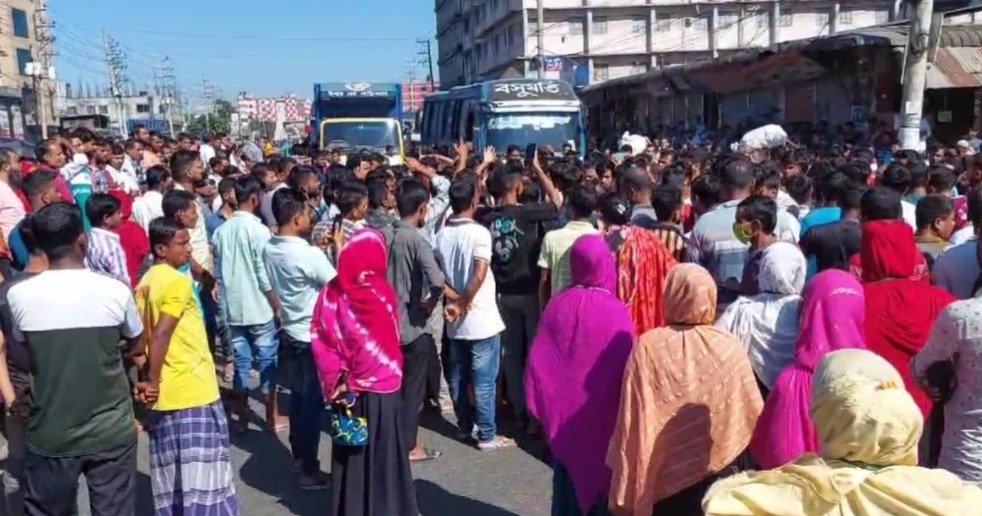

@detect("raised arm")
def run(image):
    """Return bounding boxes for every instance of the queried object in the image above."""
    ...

[532,154,562,209]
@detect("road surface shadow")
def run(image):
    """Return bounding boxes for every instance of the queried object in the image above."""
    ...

[419,407,549,465]
[415,479,521,516]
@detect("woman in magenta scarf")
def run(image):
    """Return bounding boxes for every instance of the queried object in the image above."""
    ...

[748,269,867,469]
[525,234,635,515]
[311,229,417,516]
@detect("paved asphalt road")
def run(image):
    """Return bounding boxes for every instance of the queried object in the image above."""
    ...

[2,394,554,516]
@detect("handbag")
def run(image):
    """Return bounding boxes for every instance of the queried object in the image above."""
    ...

[328,391,368,447]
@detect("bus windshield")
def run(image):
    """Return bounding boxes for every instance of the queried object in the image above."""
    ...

[486,112,579,151]
[321,120,400,151]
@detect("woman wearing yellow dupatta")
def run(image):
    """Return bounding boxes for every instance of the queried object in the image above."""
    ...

[703,349,982,515]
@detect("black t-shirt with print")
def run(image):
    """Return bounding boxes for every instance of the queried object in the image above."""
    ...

[478,202,560,296]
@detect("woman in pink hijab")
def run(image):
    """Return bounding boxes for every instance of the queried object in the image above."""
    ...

[525,234,635,515]
[748,269,868,468]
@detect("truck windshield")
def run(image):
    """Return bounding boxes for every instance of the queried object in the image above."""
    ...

[321,120,400,151]
[486,112,579,152]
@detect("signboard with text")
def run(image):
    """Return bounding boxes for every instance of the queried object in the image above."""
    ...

[488,80,577,102]
[318,82,397,100]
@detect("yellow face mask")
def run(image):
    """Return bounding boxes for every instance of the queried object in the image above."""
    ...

[732,221,752,244]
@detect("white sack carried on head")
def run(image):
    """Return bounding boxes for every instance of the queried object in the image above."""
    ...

[739,124,788,152]
[618,132,649,156]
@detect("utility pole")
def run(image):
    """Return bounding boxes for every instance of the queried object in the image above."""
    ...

[537,0,545,79]
[159,56,177,136]
[406,60,417,113]
[202,77,216,134]
[102,31,128,138]
[32,0,54,139]
[416,39,436,89]
[899,0,934,150]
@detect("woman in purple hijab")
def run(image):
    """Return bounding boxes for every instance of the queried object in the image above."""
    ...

[525,234,635,515]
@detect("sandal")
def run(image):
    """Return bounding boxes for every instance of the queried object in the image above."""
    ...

[409,448,443,464]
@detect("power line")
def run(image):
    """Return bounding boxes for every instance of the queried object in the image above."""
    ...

[56,53,106,77]
[110,28,417,42]
[587,13,745,57]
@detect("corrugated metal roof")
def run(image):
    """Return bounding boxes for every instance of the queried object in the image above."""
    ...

[940,24,982,47]
[581,22,982,94]
[928,45,982,87]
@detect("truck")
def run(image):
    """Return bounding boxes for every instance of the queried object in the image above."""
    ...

[311,82,406,164]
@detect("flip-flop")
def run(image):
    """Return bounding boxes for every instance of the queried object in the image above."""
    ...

[410,448,443,464]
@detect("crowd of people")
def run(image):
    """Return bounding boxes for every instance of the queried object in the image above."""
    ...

[0,120,980,515]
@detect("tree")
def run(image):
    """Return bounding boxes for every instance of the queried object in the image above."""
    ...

[184,99,234,136]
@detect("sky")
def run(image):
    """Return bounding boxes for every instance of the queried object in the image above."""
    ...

[50,0,437,104]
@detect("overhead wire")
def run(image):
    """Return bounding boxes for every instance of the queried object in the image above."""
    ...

[109,28,417,42]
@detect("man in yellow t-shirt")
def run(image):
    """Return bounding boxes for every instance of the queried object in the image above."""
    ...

[135,217,237,514]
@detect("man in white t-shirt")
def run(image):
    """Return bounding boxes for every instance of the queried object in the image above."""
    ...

[433,178,513,452]
[199,135,216,166]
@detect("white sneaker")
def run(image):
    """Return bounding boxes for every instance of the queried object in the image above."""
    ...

[477,436,516,452]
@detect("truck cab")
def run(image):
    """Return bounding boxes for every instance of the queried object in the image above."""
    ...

[311,82,405,165]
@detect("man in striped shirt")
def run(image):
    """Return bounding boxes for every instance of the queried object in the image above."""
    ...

[84,193,130,286]
[649,186,689,263]
[689,160,800,305]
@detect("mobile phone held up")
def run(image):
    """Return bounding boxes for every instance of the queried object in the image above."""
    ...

[525,143,538,162]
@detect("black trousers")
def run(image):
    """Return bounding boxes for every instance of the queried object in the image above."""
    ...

[400,333,436,450]
[24,439,137,516]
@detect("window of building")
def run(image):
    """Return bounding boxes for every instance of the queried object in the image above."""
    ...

[86,105,96,115]
[756,13,769,29]
[136,104,150,114]
[568,18,583,36]
[779,13,793,27]
[15,48,31,76]
[720,13,739,29]
[816,12,830,28]
[632,18,647,34]
[593,18,608,35]
[593,63,609,81]
[99,105,109,115]
[655,16,672,32]
[11,8,29,38]
[66,106,77,116]
[838,10,853,26]
[159,105,167,114]
[875,10,890,24]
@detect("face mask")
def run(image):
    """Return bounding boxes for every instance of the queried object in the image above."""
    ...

[732,221,752,245]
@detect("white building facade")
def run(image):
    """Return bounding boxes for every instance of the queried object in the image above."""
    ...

[436,0,905,89]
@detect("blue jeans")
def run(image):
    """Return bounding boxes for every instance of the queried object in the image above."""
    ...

[231,319,279,394]
[448,334,501,443]
[282,334,324,476]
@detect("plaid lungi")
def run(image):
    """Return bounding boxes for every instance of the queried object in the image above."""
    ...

[148,400,238,515]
